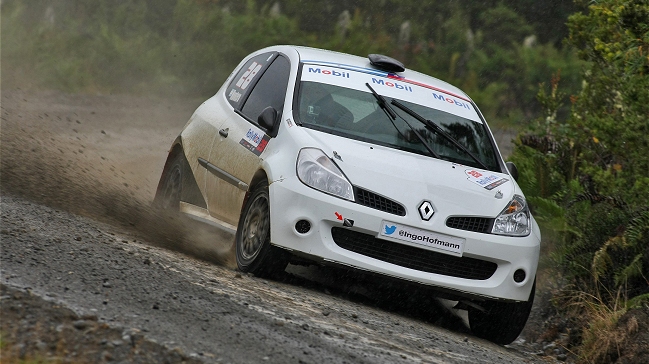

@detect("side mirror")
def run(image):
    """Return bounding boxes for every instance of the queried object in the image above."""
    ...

[506,161,519,182]
[258,106,279,137]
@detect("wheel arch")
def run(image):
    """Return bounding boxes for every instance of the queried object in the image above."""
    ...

[239,168,270,213]
[249,168,270,190]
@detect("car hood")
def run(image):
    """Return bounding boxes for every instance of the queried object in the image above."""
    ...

[302,129,517,218]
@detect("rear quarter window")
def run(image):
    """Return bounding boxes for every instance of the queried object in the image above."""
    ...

[226,52,278,109]
[241,55,291,121]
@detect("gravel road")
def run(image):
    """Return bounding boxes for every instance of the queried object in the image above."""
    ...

[1,89,549,363]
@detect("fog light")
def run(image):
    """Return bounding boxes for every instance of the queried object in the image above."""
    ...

[295,220,311,234]
[513,269,526,283]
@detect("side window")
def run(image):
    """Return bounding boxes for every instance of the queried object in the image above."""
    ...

[241,55,291,122]
[226,52,277,109]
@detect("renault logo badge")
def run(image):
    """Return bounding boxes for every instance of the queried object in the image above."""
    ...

[418,201,434,221]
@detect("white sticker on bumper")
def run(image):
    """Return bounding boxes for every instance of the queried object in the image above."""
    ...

[379,221,465,257]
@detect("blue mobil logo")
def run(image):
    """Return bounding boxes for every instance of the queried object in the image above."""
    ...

[371,78,413,92]
[432,92,472,110]
[307,67,350,78]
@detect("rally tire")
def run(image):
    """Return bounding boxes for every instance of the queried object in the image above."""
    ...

[468,280,536,345]
[235,180,288,277]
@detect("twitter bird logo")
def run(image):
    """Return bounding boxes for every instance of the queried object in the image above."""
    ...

[384,225,397,235]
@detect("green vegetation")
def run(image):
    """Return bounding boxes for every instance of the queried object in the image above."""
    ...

[512,0,649,300]
[510,0,648,361]
[1,0,309,95]
[1,0,582,128]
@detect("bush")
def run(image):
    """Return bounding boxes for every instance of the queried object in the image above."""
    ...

[513,0,648,296]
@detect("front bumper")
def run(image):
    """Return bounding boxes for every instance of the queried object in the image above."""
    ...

[269,176,540,302]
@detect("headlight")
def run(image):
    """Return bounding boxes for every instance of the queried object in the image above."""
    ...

[491,195,531,236]
[297,148,354,201]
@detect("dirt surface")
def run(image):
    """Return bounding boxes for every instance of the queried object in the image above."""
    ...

[1,88,553,363]
[1,282,203,364]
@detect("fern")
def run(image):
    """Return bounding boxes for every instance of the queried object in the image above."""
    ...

[626,293,649,309]
[614,253,644,287]
[527,196,582,236]
[568,192,626,208]
[591,209,649,288]
[625,210,648,246]
[592,236,627,283]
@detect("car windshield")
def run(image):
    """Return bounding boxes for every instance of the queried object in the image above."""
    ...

[296,65,501,171]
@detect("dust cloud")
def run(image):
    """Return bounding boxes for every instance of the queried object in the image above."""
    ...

[1,89,236,268]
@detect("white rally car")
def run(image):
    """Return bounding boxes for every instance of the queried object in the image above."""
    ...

[154,45,540,344]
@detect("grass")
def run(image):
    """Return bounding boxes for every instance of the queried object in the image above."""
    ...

[562,288,642,364]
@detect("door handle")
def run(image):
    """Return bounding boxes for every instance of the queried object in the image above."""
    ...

[219,128,229,138]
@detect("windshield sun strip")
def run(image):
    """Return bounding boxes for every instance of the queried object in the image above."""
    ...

[300,60,472,102]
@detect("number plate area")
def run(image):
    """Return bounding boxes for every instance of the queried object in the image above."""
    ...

[379,221,465,257]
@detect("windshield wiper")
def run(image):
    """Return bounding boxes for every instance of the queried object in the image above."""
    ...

[365,83,440,159]
[365,83,396,120]
[390,99,489,170]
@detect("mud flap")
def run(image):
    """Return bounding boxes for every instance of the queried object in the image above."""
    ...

[178,151,207,209]
[155,140,207,209]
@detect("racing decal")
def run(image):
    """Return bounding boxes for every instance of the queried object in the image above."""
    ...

[465,169,509,190]
[228,89,243,102]
[371,78,413,92]
[379,220,465,257]
[239,127,270,156]
[236,62,262,90]
[431,92,472,110]
[302,60,391,78]
[385,74,471,102]
[307,67,351,78]
[334,212,354,227]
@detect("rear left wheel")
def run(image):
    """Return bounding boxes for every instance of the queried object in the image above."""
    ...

[235,180,288,277]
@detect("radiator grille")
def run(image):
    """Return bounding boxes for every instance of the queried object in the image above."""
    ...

[446,216,494,233]
[354,187,406,216]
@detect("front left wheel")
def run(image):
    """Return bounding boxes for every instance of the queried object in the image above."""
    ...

[468,279,536,345]
[235,180,288,277]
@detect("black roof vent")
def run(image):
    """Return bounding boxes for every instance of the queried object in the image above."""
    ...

[368,54,405,73]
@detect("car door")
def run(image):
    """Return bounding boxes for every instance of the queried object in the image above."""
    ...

[205,53,291,224]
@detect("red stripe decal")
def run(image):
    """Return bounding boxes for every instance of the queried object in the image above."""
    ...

[386,74,470,102]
